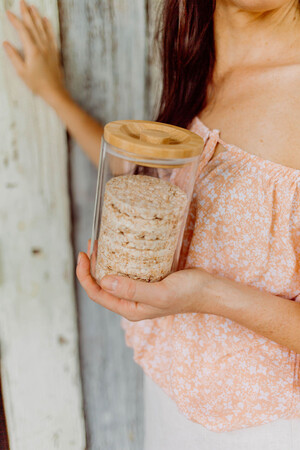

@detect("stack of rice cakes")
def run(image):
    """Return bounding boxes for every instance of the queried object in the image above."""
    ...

[95,175,188,282]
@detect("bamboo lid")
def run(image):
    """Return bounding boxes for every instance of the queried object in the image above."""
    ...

[104,120,204,160]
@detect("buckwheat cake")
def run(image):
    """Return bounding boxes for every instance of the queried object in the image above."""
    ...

[99,224,177,250]
[101,202,179,239]
[95,175,188,282]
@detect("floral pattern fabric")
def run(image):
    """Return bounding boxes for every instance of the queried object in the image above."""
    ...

[121,116,300,432]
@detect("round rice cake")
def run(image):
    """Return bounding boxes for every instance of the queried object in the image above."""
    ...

[97,250,173,274]
[96,257,172,282]
[104,175,188,220]
[99,225,178,250]
[95,174,187,282]
[98,244,174,267]
[95,263,169,282]
[101,202,181,240]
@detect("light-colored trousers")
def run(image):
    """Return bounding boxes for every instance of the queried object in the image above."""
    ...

[143,373,300,450]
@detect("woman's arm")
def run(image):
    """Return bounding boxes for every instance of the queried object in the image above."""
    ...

[76,253,300,354]
[203,272,300,354]
[43,89,103,167]
[3,0,102,167]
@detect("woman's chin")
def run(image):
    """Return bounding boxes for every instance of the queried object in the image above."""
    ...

[226,0,293,13]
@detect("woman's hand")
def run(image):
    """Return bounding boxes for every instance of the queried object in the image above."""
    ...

[3,1,105,167]
[76,250,214,321]
[3,0,65,103]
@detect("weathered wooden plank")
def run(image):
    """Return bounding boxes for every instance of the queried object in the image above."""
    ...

[146,0,163,120]
[59,1,149,448]
[0,1,86,448]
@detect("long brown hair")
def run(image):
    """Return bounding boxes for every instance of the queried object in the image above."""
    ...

[155,0,216,129]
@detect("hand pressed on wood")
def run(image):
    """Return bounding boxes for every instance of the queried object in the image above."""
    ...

[3,0,64,101]
[76,248,214,322]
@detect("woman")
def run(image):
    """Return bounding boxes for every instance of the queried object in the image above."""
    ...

[4,0,300,448]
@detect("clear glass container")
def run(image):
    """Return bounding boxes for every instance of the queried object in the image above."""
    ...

[90,120,204,283]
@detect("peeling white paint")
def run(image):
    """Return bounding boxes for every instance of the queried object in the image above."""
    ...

[0,1,86,448]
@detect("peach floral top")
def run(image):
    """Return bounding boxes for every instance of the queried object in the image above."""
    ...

[121,116,300,432]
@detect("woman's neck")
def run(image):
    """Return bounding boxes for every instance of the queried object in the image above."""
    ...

[213,0,300,81]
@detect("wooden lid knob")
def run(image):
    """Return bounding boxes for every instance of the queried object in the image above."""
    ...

[139,129,171,145]
[103,120,204,163]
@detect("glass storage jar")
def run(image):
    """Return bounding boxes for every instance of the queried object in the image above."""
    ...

[90,120,204,283]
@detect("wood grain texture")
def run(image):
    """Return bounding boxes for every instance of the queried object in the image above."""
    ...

[103,119,203,157]
[58,1,155,448]
[146,0,163,120]
[0,1,86,448]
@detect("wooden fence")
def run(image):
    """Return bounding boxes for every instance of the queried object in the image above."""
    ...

[0,0,162,448]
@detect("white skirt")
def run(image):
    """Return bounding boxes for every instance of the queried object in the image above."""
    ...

[143,373,300,450]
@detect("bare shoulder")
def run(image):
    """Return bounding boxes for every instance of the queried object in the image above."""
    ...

[278,63,300,108]
[271,64,300,169]
[201,64,300,170]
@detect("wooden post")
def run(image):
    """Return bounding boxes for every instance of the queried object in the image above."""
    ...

[0,1,86,448]
[59,1,152,447]
[146,0,163,120]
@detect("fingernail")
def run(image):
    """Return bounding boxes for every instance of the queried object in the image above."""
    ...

[101,276,118,292]
[77,252,82,265]
[3,42,10,52]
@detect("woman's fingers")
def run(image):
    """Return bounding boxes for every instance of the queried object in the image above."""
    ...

[3,41,25,75]
[76,252,102,296]
[100,274,169,306]
[76,252,145,319]
[43,17,58,51]
[87,239,98,255]
[20,0,44,49]
[7,2,48,54]
[29,4,48,46]
[6,9,35,56]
